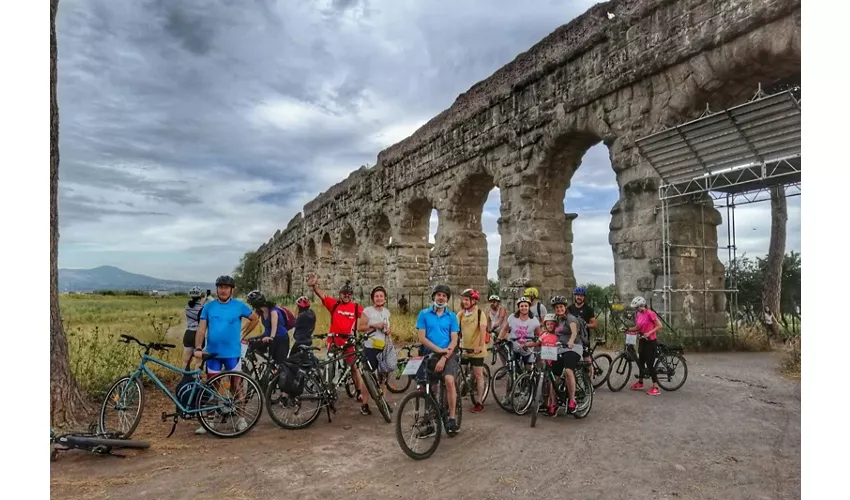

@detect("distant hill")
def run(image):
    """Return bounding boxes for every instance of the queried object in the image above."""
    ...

[59,266,210,293]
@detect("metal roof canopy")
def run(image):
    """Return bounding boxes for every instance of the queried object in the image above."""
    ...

[635,89,801,201]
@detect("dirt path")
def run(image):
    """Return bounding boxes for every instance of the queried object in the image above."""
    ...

[50,351,800,500]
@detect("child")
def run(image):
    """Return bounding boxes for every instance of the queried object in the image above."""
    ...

[528,314,561,416]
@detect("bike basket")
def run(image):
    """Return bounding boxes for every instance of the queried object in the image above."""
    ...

[625,333,638,345]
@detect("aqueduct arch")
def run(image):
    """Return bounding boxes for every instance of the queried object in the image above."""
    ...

[255,0,800,334]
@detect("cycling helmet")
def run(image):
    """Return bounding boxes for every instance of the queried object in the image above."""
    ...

[524,287,539,299]
[339,281,354,294]
[246,290,265,307]
[188,286,202,298]
[543,313,558,323]
[630,296,647,308]
[573,286,587,296]
[460,288,480,301]
[370,285,387,299]
[550,295,568,306]
[516,296,532,307]
[215,275,236,287]
[431,284,452,299]
[488,295,501,302]
[296,296,311,308]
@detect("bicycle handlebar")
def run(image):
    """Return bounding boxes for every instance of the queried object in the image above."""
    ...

[118,334,175,351]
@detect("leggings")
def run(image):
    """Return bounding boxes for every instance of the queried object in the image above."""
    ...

[271,335,291,365]
[638,338,659,384]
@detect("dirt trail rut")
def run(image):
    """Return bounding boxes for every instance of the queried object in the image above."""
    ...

[50,352,800,500]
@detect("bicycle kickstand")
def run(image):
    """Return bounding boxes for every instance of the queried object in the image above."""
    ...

[161,412,179,438]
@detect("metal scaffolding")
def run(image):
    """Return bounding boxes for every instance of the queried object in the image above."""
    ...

[635,86,801,335]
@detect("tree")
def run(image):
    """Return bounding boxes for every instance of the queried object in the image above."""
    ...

[725,251,801,328]
[233,251,260,292]
[51,0,91,426]
[487,279,500,298]
[762,185,788,337]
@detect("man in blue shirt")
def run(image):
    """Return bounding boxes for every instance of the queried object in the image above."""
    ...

[193,275,258,434]
[415,284,461,435]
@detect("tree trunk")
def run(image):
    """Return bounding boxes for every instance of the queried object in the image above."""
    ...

[762,184,787,338]
[51,0,91,427]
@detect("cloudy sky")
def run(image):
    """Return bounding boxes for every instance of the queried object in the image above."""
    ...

[56,0,801,286]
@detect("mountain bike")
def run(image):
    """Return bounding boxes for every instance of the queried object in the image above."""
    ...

[490,339,527,413]
[320,334,360,399]
[458,348,491,407]
[584,338,613,389]
[241,337,275,393]
[98,334,263,439]
[386,343,423,394]
[606,332,689,392]
[50,427,149,461]
[394,352,464,460]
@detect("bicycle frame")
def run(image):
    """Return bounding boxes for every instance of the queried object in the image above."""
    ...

[122,354,228,416]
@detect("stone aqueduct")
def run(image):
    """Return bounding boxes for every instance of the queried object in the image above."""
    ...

[255,0,801,333]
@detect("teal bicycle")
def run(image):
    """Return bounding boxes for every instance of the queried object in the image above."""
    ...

[98,334,264,439]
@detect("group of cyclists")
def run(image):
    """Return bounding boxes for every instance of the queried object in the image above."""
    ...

[184,273,664,436]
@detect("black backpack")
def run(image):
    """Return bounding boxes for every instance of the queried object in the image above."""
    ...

[276,359,308,397]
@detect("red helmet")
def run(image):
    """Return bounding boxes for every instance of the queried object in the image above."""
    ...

[460,288,480,301]
[296,296,311,308]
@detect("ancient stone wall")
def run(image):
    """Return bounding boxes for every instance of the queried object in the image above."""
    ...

[256,0,800,334]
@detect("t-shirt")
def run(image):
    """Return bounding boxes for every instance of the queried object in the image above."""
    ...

[458,307,488,358]
[292,309,316,346]
[363,306,391,349]
[506,315,540,345]
[322,296,364,346]
[635,309,660,340]
[260,307,288,340]
[200,298,253,359]
[554,314,583,348]
[568,303,595,326]
[415,306,460,350]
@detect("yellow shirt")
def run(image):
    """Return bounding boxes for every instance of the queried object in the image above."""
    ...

[458,307,488,358]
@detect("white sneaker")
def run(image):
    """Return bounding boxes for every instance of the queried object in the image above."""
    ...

[236,417,248,432]
[194,426,207,435]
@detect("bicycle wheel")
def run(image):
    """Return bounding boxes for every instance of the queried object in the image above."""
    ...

[530,373,546,428]
[654,354,688,392]
[573,370,593,419]
[491,366,514,413]
[264,374,323,430]
[345,376,358,399]
[387,363,412,393]
[511,371,536,415]
[606,353,632,392]
[395,391,442,460]
[362,368,392,423]
[98,375,145,438]
[591,353,612,389]
[197,371,263,438]
[59,435,150,451]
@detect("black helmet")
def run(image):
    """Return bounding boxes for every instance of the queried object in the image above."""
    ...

[339,280,354,294]
[431,284,451,299]
[215,275,236,287]
[246,290,265,307]
[550,295,568,306]
[370,285,387,299]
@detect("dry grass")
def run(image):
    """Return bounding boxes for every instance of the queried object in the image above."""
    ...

[779,337,801,378]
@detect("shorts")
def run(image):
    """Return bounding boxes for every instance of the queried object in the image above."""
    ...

[363,347,382,371]
[206,357,241,374]
[183,329,197,349]
[416,350,460,382]
[461,356,485,367]
[551,351,581,375]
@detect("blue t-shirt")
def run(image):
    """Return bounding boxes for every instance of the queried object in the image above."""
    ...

[415,306,460,350]
[200,298,253,359]
[261,307,288,340]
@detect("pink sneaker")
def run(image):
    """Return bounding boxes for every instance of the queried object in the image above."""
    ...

[630,381,644,391]
[647,387,661,396]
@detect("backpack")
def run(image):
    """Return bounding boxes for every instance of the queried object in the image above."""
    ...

[174,360,212,414]
[574,315,590,346]
[276,359,308,397]
[280,306,297,330]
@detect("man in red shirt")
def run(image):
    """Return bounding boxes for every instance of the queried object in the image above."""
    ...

[307,272,372,415]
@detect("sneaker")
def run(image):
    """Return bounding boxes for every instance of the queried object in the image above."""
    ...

[416,425,436,439]
[360,404,372,415]
[236,417,248,431]
[647,387,661,396]
[446,418,459,434]
[567,399,577,413]
[630,381,645,391]
[547,404,557,416]
[471,403,484,413]
[194,426,207,435]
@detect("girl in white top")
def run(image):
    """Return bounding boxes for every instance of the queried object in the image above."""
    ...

[357,285,393,408]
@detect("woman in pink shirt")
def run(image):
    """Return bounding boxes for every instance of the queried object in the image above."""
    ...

[626,296,663,396]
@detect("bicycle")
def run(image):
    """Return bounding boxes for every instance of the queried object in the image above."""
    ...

[394,352,464,460]
[606,332,689,392]
[490,339,533,414]
[386,343,423,394]
[321,334,360,399]
[457,348,492,408]
[515,341,594,428]
[50,427,149,461]
[584,337,613,389]
[264,333,393,429]
[241,337,275,393]
[98,334,264,439]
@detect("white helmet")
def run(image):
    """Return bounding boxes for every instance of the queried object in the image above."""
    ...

[543,313,557,323]
[488,295,501,302]
[189,286,202,298]
[630,296,647,308]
